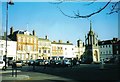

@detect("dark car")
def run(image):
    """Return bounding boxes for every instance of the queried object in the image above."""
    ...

[35,59,44,66]
[28,60,35,66]
[50,60,62,67]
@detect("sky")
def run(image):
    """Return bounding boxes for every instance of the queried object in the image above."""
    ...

[1,2,118,45]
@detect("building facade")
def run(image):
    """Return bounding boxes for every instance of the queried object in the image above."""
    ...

[113,40,120,57]
[38,36,51,60]
[74,39,85,60]
[8,27,38,60]
[99,38,120,60]
[51,40,76,60]
[0,39,17,60]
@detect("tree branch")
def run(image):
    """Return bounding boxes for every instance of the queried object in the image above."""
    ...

[58,0,112,18]
[84,0,97,6]
[107,1,120,14]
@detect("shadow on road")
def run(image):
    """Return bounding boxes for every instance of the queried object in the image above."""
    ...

[20,64,120,81]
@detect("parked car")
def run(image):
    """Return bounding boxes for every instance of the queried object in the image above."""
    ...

[50,59,56,66]
[16,61,22,68]
[28,60,35,66]
[55,60,62,65]
[0,61,8,70]
[35,59,45,66]
[63,59,71,67]
[44,60,50,66]
[22,60,28,66]
[50,60,63,67]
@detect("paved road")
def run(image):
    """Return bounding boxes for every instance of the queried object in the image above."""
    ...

[1,64,120,82]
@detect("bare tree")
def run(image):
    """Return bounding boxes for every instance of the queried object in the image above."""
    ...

[51,0,120,18]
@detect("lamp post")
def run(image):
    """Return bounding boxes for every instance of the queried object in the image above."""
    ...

[5,0,14,70]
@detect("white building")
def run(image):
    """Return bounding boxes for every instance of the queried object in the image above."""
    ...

[74,39,85,60]
[51,40,76,60]
[0,39,17,60]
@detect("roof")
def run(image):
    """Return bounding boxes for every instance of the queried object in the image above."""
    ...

[14,30,32,35]
[113,40,120,45]
[98,38,118,45]
[51,41,73,45]
[38,38,50,42]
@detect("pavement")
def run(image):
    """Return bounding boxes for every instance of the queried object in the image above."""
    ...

[1,69,76,82]
[1,69,30,80]
[2,75,30,80]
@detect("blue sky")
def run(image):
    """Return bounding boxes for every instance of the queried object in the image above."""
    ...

[2,2,118,45]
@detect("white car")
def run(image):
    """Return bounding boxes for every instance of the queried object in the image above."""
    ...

[16,61,22,68]
[0,61,6,70]
[63,59,71,66]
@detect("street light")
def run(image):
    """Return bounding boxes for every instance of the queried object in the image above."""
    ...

[5,0,14,70]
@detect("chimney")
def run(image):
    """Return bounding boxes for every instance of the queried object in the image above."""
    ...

[45,35,48,39]
[77,40,80,47]
[53,41,56,43]
[67,41,70,43]
[32,30,36,36]
[10,26,14,35]
[58,40,62,43]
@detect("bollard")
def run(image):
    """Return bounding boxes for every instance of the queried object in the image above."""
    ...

[100,59,105,69]
[15,67,17,77]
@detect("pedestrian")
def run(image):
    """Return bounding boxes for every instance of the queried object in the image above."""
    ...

[12,61,17,77]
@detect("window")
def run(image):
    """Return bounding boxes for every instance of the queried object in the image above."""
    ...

[48,50,50,53]
[103,45,104,48]
[52,46,56,50]
[96,44,97,46]
[109,45,111,47]
[34,39,36,43]
[58,47,60,50]
[18,44,21,50]
[18,37,21,42]
[23,45,25,50]
[34,45,37,51]
[109,51,111,54]
[117,51,119,54]
[65,48,67,50]
[43,50,46,53]
[0,50,3,54]
[106,51,108,54]
[39,50,41,53]
[116,46,118,49]
[72,48,74,50]
[106,45,107,48]
[22,37,25,42]
[27,38,29,43]
[0,44,3,48]
[101,52,102,54]
[31,38,33,43]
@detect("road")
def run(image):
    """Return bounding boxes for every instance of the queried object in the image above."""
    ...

[1,64,120,82]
